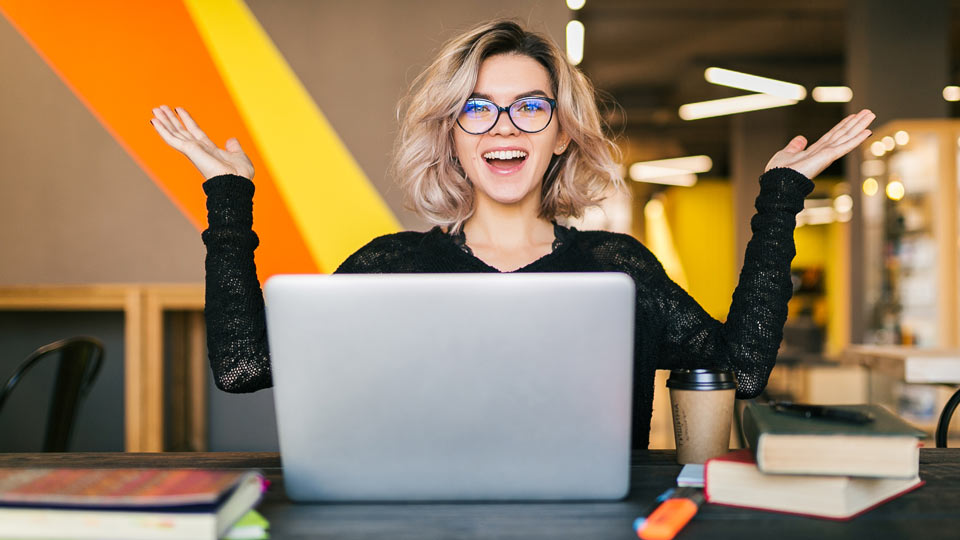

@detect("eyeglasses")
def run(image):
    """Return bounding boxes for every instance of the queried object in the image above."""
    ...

[456,96,557,135]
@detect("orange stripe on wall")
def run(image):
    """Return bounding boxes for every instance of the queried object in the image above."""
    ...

[0,0,316,281]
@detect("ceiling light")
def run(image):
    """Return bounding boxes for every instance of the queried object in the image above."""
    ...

[894,130,910,146]
[679,94,797,120]
[633,173,698,187]
[833,194,854,214]
[812,86,853,103]
[566,0,586,9]
[886,181,905,201]
[629,155,712,178]
[882,136,896,151]
[704,67,806,100]
[797,206,837,227]
[870,141,886,157]
[862,178,879,196]
[944,86,960,102]
[566,21,584,65]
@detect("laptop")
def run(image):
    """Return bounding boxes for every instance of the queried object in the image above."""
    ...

[264,273,635,501]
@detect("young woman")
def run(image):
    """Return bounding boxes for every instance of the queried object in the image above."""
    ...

[150,20,874,448]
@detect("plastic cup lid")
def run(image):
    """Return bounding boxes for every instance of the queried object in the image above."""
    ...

[666,369,737,390]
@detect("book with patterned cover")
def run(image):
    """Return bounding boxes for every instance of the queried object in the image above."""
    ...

[0,468,265,539]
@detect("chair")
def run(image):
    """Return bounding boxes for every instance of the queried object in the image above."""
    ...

[0,337,104,452]
[936,385,960,448]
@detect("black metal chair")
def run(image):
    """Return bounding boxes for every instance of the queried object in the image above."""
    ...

[0,337,104,452]
[936,386,960,448]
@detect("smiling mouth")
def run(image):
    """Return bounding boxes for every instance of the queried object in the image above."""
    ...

[483,149,528,171]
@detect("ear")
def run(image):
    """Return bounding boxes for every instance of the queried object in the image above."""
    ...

[554,131,571,155]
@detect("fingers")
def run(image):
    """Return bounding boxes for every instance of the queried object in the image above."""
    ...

[806,109,874,153]
[784,135,807,152]
[175,107,213,144]
[149,117,183,150]
[833,129,873,157]
[833,111,875,146]
[151,106,183,139]
[225,137,243,153]
[804,113,856,152]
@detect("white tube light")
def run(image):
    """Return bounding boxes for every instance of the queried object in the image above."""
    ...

[812,86,853,103]
[566,21,584,65]
[704,67,807,100]
[633,173,698,187]
[679,94,797,121]
[944,86,960,102]
[797,206,837,227]
[567,0,586,9]
[629,156,713,180]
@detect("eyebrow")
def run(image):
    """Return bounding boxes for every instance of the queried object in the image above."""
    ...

[469,90,552,102]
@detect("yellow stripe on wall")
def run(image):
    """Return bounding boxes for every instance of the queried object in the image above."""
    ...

[183,0,400,272]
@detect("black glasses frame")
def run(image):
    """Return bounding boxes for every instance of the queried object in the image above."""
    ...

[456,97,558,135]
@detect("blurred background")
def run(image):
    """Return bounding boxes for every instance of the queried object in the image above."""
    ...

[1,0,959,452]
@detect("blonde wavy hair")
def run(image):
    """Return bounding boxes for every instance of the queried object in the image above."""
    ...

[393,19,623,231]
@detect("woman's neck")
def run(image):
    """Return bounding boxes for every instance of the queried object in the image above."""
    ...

[456,195,556,272]
[463,196,554,251]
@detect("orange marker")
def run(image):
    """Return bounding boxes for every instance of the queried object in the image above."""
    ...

[636,489,704,540]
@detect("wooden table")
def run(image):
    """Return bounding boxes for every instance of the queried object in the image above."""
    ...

[2,450,957,539]
[0,284,206,452]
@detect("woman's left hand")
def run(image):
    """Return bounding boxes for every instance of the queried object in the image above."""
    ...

[765,109,875,179]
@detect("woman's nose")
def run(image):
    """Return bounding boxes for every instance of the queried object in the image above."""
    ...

[489,110,520,136]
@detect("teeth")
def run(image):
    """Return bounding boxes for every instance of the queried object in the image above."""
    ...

[482,150,528,160]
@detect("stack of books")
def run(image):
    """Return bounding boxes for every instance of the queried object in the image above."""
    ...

[0,468,267,539]
[704,402,926,520]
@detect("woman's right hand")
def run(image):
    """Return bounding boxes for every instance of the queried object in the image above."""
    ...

[150,105,254,180]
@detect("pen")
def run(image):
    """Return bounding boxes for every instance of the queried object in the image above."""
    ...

[632,487,676,533]
[769,402,874,424]
[636,487,704,540]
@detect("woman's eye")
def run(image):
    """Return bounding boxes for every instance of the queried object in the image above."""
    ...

[518,101,544,113]
[464,101,492,115]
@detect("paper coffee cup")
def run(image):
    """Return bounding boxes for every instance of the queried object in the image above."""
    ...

[667,369,736,464]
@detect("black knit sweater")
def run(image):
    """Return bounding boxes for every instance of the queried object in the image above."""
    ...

[201,168,814,448]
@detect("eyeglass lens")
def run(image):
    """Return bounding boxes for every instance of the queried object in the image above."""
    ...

[458,98,554,134]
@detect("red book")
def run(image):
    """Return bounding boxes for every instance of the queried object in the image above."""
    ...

[704,449,923,520]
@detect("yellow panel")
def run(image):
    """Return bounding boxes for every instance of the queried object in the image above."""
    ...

[664,181,734,321]
[183,0,400,272]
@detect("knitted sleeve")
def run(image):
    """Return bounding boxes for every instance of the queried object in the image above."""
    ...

[201,174,420,392]
[627,168,812,399]
[201,175,272,393]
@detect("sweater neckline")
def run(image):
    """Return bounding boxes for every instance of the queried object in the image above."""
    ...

[433,222,575,273]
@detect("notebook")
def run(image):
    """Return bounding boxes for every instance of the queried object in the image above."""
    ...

[741,402,925,477]
[264,273,636,501]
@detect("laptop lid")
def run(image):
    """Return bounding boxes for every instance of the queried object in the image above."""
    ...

[264,273,635,501]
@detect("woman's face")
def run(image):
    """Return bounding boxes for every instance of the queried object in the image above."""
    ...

[453,53,568,212]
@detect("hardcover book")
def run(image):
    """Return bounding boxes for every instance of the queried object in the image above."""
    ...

[741,402,925,477]
[704,449,923,520]
[0,468,265,540]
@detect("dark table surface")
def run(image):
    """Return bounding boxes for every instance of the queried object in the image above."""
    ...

[1,449,957,539]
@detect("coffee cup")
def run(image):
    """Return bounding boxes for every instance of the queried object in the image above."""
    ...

[667,369,737,464]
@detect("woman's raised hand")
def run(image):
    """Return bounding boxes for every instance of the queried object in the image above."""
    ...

[150,105,254,180]
[765,109,875,180]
